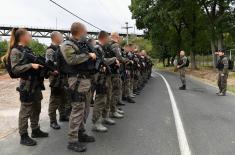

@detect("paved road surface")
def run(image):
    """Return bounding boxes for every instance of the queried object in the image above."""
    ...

[0,71,235,155]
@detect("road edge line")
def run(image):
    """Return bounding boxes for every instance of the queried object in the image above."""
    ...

[153,72,192,155]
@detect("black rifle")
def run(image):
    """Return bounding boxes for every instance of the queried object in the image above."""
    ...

[23,51,57,78]
[94,45,111,74]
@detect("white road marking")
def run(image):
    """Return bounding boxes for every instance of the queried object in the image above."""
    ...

[153,72,192,155]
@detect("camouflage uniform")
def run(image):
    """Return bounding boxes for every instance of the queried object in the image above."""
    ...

[92,44,116,123]
[10,45,43,136]
[46,44,70,123]
[110,41,127,113]
[60,38,92,143]
[217,56,229,94]
[178,56,187,86]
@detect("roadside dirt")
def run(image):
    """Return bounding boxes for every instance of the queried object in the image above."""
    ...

[0,74,50,139]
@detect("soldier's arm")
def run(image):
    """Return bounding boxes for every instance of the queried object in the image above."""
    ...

[45,48,55,62]
[222,57,229,74]
[104,57,116,65]
[112,44,126,63]
[61,44,90,65]
[10,48,32,74]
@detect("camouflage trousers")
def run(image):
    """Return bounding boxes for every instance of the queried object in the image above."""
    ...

[92,73,108,123]
[102,75,112,118]
[179,68,186,85]
[122,78,131,98]
[133,71,140,91]
[218,71,228,94]
[68,76,91,143]
[19,88,42,135]
[130,78,134,95]
[110,74,121,113]
[48,87,69,123]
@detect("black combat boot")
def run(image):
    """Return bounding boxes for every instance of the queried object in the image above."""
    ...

[31,128,49,138]
[20,133,37,146]
[67,142,86,152]
[50,122,61,130]
[117,101,125,106]
[122,96,127,101]
[78,132,95,143]
[59,115,69,122]
[126,97,136,103]
[218,92,226,96]
[179,85,186,90]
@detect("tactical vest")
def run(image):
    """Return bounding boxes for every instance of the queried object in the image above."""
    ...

[103,43,119,74]
[59,39,96,75]
[6,45,39,78]
[216,56,225,70]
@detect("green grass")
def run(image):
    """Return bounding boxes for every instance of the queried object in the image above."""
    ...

[228,85,235,93]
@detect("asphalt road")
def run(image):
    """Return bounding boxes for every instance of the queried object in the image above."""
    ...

[0,71,235,155]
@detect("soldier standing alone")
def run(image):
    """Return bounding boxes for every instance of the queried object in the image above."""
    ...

[216,49,229,96]
[177,50,188,90]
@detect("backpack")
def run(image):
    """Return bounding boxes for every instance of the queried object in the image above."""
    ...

[185,58,190,67]
[228,59,234,70]
[3,56,21,78]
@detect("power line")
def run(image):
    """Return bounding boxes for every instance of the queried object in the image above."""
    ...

[96,0,122,26]
[49,0,102,31]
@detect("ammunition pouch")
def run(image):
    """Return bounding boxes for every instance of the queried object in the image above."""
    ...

[17,87,34,103]
[70,90,86,102]
[96,83,107,94]
[51,87,62,96]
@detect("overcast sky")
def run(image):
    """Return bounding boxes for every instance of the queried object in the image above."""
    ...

[0,0,141,34]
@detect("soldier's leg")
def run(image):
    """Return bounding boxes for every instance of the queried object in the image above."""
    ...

[130,78,134,96]
[110,75,124,118]
[103,76,111,117]
[19,103,32,136]
[125,77,135,103]
[73,78,95,143]
[48,88,61,124]
[180,69,186,86]
[122,79,127,99]
[217,73,222,92]
[58,95,66,118]
[79,89,92,132]
[119,77,123,101]
[58,89,70,122]
[19,101,37,146]
[92,94,107,123]
[30,89,48,138]
[221,74,228,94]
[110,75,120,113]
[92,75,108,132]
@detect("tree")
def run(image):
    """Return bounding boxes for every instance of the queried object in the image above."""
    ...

[0,40,8,57]
[130,0,235,69]
[29,39,47,56]
[197,0,235,67]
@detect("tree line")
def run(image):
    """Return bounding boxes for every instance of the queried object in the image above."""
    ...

[129,0,235,69]
[0,39,47,68]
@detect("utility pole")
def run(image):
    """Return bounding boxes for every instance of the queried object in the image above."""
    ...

[122,22,133,44]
